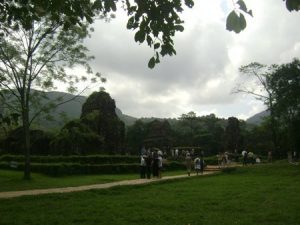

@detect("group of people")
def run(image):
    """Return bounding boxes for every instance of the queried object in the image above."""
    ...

[217,152,230,168]
[140,149,206,179]
[216,150,262,167]
[185,152,205,176]
[171,148,196,159]
[140,150,163,179]
[241,150,262,165]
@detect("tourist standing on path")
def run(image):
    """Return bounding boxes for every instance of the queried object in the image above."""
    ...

[293,151,298,162]
[234,149,239,162]
[200,156,205,174]
[185,152,192,176]
[140,155,146,178]
[175,148,179,159]
[242,150,248,166]
[145,151,152,179]
[194,156,201,175]
[268,150,272,163]
[217,153,222,168]
[248,151,254,164]
[152,151,159,178]
[158,151,163,178]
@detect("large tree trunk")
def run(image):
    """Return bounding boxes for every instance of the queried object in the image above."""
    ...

[23,107,31,180]
[269,106,280,158]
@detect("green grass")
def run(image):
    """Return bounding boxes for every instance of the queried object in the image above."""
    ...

[0,163,300,225]
[0,169,186,192]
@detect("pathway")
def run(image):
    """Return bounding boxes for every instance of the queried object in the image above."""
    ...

[0,170,220,199]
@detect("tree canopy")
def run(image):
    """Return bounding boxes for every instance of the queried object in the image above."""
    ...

[238,58,300,156]
[1,0,299,68]
[268,59,300,152]
[0,13,104,179]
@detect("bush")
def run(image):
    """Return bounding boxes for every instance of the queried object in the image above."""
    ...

[1,128,53,155]
[0,162,140,176]
[0,159,187,176]
[0,154,140,164]
[163,161,186,170]
[204,156,218,165]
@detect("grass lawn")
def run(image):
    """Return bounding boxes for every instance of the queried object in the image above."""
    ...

[0,163,299,225]
[0,169,186,192]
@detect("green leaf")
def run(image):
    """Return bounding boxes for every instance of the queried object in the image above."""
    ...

[239,13,247,30]
[134,30,146,43]
[127,17,135,29]
[285,0,300,11]
[146,35,152,46]
[111,1,117,11]
[184,0,194,8]
[148,57,156,69]
[175,25,184,32]
[248,10,253,17]
[237,0,253,17]
[237,0,247,12]
[226,11,247,33]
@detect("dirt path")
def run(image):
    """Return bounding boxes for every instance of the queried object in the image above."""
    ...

[0,171,218,199]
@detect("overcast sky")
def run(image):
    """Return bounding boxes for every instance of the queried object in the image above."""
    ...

[76,0,300,120]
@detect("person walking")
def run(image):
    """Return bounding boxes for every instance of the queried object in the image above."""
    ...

[268,150,272,163]
[242,150,248,166]
[158,151,163,178]
[194,156,201,175]
[145,151,152,179]
[185,152,192,176]
[140,155,146,178]
[152,151,159,178]
[200,156,205,174]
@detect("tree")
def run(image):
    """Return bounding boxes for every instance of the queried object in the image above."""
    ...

[50,119,103,155]
[0,16,104,179]
[175,111,199,146]
[143,119,172,150]
[244,122,273,156]
[126,120,148,154]
[2,127,53,155]
[173,113,225,154]
[268,59,300,153]
[224,117,243,152]
[0,111,19,138]
[235,62,280,156]
[198,114,225,155]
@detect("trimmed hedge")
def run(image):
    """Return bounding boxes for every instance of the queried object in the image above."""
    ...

[204,156,218,165]
[0,154,140,164]
[0,161,185,176]
[0,162,140,176]
[169,156,219,165]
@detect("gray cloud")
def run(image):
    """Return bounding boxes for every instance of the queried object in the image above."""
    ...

[79,0,300,119]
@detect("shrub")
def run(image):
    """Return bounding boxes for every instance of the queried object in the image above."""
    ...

[0,154,140,164]
[0,159,187,176]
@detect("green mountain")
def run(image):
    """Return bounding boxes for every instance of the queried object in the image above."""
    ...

[2,90,266,129]
[40,91,140,129]
[246,110,269,125]
[1,90,138,129]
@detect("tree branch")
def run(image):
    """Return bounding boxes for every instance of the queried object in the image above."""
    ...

[233,88,268,100]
